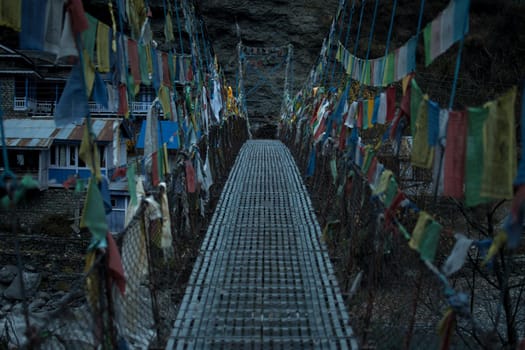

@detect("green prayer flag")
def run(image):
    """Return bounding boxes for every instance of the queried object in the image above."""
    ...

[384,177,398,207]
[383,52,395,86]
[82,15,98,61]
[423,25,432,66]
[481,87,517,200]
[138,43,151,85]
[419,219,441,262]
[409,211,441,262]
[330,157,337,185]
[465,106,490,207]
[127,163,137,206]
[361,60,371,85]
[410,79,423,137]
[80,178,108,250]
[411,97,434,169]
[75,178,86,193]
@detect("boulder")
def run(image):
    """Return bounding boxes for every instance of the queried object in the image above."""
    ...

[3,271,42,300]
[29,298,47,311]
[0,265,18,284]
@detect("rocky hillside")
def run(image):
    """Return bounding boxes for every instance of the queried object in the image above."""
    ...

[200,0,525,117]
[199,0,339,122]
[6,0,523,123]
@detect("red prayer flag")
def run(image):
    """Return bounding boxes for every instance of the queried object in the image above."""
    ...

[443,110,467,198]
[384,191,405,231]
[117,84,128,116]
[357,101,363,129]
[151,151,160,186]
[162,53,171,87]
[186,64,193,82]
[310,100,322,126]
[63,175,77,190]
[367,157,378,184]
[127,39,141,85]
[338,125,348,151]
[185,160,196,193]
[106,232,126,295]
[386,86,396,122]
[400,83,411,118]
[67,0,88,34]
[111,167,127,180]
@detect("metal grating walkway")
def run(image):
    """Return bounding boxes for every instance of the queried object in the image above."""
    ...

[166,140,357,350]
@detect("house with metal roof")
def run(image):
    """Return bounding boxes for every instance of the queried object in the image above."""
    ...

[0,45,140,233]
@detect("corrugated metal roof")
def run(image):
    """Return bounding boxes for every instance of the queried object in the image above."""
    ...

[136,121,180,150]
[0,118,120,149]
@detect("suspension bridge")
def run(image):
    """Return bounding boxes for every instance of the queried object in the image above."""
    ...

[166,140,357,349]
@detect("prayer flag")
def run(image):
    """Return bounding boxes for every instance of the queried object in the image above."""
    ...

[128,39,141,85]
[410,79,423,136]
[19,0,46,50]
[82,14,98,61]
[0,0,21,31]
[383,52,395,86]
[394,36,417,81]
[465,106,490,207]
[409,211,442,262]
[411,96,435,169]
[443,110,467,198]
[79,123,102,180]
[80,178,108,250]
[54,63,89,127]
[423,0,470,66]
[481,87,517,200]
[96,21,110,72]
[43,0,64,55]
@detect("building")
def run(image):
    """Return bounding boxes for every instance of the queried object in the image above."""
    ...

[0,44,145,233]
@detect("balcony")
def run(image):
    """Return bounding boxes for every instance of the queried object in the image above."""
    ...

[13,97,152,116]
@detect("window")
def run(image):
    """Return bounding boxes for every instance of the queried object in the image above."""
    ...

[69,145,76,167]
[50,144,106,169]
[78,152,86,167]
[59,146,66,167]
[99,146,106,168]
[50,145,56,165]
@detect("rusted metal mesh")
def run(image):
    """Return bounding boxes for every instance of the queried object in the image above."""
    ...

[281,121,525,350]
[0,118,248,349]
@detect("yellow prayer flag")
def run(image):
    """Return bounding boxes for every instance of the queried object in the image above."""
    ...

[481,87,517,200]
[411,96,434,169]
[96,21,111,73]
[79,123,102,180]
[0,0,22,31]
[82,50,96,98]
[367,99,374,129]
[158,85,171,119]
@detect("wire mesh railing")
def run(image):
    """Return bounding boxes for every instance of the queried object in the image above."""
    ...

[281,122,525,349]
[0,117,248,349]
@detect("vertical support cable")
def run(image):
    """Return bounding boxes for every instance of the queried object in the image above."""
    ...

[431,0,470,201]
[383,0,398,58]
[339,0,356,77]
[328,0,348,86]
[200,19,210,74]
[415,0,426,43]
[174,0,185,54]
[357,0,380,98]
[349,0,366,80]
[448,0,470,110]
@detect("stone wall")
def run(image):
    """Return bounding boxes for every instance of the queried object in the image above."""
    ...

[0,189,85,234]
[0,78,26,119]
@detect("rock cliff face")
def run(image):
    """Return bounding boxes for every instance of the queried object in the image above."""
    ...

[80,0,525,124]
[199,0,339,122]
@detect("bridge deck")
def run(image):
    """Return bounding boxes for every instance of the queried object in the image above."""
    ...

[166,140,357,350]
